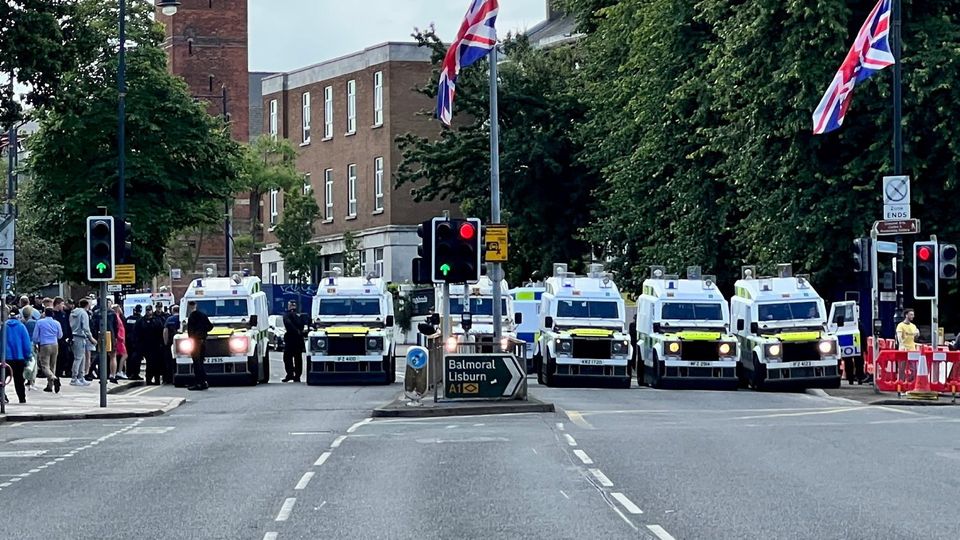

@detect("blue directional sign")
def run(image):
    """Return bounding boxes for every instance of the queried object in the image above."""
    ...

[406,346,429,370]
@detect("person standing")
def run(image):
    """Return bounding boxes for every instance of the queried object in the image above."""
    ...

[69,299,95,387]
[186,301,214,391]
[53,298,73,378]
[138,306,166,385]
[32,308,63,393]
[21,306,38,390]
[4,307,34,404]
[113,305,128,380]
[896,308,921,351]
[162,305,181,384]
[282,301,305,383]
[124,304,144,381]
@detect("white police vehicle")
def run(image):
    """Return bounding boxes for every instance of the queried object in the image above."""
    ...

[510,285,545,373]
[306,272,397,385]
[731,264,841,389]
[441,276,518,354]
[172,275,270,386]
[535,264,632,388]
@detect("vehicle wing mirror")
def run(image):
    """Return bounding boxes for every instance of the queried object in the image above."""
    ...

[514,312,523,325]
[417,322,436,336]
[652,322,662,334]
[736,319,744,332]
[544,316,554,329]
[248,315,258,328]
[750,322,759,334]
[385,315,395,327]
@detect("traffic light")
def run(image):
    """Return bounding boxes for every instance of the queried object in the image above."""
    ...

[86,216,116,282]
[939,244,957,280]
[431,217,481,283]
[852,237,870,273]
[913,240,938,300]
[119,219,133,264]
[412,220,433,285]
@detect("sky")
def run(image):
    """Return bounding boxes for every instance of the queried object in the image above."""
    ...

[248,0,548,72]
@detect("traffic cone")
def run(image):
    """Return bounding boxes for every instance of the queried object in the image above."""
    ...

[907,353,938,401]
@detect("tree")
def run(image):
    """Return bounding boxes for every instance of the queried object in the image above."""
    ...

[275,190,322,285]
[342,231,361,277]
[395,30,598,284]
[244,135,302,243]
[22,1,246,283]
[13,229,63,294]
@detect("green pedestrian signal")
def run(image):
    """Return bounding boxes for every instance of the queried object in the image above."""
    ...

[440,263,452,276]
[96,262,108,274]
[430,217,482,284]
[86,216,116,282]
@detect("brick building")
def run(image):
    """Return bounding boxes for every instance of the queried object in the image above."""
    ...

[259,42,453,284]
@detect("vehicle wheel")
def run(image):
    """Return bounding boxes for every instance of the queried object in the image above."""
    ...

[736,362,750,389]
[649,352,663,388]
[617,373,632,389]
[259,351,270,384]
[247,356,260,386]
[544,355,557,387]
[750,355,766,391]
[635,356,645,386]
[534,354,544,385]
[387,354,397,384]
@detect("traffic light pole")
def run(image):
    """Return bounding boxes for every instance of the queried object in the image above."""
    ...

[870,225,880,394]
[99,282,109,407]
[891,0,905,318]
[489,45,503,340]
[930,234,939,349]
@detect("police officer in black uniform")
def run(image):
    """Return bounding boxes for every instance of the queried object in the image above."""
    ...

[282,301,305,382]
[186,301,214,391]
[124,305,144,381]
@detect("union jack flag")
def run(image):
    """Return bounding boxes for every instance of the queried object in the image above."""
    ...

[437,0,499,126]
[812,0,895,135]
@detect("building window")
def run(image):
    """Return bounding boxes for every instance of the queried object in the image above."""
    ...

[347,164,357,217]
[373,71,383,126]
[301,92,311,144]
[360,249,368,274]
[374,248,384,278]
[324,168,333,220]
[373,156,384,211]
[269,262,278,285]
[269,99,278,140]
[303,173,311,195]
[346,79,356,134]
[323,86,333,139]
[269,189,278,225]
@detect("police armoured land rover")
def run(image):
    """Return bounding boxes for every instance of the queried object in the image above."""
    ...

[306,272,397,385]
[535,264,632,388]
[172,275,270,386]
[441,276,517,354]
[731,264,841,389]
[635,266,739,389]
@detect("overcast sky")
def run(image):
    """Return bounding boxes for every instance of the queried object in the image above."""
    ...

[248,0,548,72]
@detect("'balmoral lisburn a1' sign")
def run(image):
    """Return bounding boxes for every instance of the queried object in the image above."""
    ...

[444,354,523,400]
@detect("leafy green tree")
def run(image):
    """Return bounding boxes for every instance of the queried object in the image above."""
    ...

[275,190,322,285]
[342,231,361,277]
[13,229,63,294]
[22,0,246,283]
[243,135,302,243]
[396,30,597,283]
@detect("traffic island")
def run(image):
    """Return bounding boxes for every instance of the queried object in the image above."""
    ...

[0,379,185,422]
[808,386,959,406]
[373,393,555,418]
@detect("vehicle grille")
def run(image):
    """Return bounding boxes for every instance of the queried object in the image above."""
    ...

[782,342,820,362]
[572,339,611,360]
[328,336,365,356]
[204,338,232,357]
[680,341,719,361]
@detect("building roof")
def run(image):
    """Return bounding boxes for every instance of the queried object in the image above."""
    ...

[262,42,432,95]
[526,13,581,49]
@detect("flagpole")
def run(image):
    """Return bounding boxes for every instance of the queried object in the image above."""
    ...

[892,0,904,316]
[489,45,503,340]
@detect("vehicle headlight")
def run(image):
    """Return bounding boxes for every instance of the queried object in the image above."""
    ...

[818,340,836,355]
[310,336,328,352]
[718,342,735,356]
[176,338,195,356]
[556,339,572,354]
[765,344,782,358]
[367,336,384,352]
[500,337,511,352]
[666,341,681,355]
[229,336,250,355]
[445,336,459,353]
[612,340,629,356]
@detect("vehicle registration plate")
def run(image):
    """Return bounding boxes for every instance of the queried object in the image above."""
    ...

[578,359,604,366]
[793,361,813,367]
[204,357,230,364]
[689,361,713,367]
[335,356,360,362]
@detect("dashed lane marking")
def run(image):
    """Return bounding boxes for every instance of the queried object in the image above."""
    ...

[559,490,570,499]
[611,492,643,514]
[573,449,593,465]
[589,468,613,487]
[262,533,278,540]
[295,472,315,490]
[275,498,296,521]
[314,452,331,466]
[330,436,347,448]
[556,422,565,431]
[564,434,577,446]
[647,525,677,540]
[347,418,372,433]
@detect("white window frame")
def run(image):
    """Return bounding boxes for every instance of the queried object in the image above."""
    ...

[346,80,357,134]
[373,156,384,212]
[324,168,333,221]
[360,249,369,274]
[347,164,357,217]
[301,92,311,144]
[373,71,383,127]
[303,173,311,195]
[323,86,333,139]
[269,99,278,140]
[374,248,384,279]
[269,189,278,225]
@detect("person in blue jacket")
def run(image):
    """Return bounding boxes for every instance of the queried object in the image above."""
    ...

[3,307,34,404]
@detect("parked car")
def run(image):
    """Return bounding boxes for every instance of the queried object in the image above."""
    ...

[267,315,286,351]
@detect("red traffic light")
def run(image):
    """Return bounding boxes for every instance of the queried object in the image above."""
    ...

[458,222,476,240]
[918,246,933,262]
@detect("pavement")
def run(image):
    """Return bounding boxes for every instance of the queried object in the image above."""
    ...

[0,376,185,422]
[814,379,960,406]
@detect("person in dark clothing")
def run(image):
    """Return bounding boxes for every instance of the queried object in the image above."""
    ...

[186,301,214,391]
[136,306,166,385]
[53,298,73,378]
[124,305,143,381]
[3,308,33,404]
[162,305,181,384]
[282,301,305,383]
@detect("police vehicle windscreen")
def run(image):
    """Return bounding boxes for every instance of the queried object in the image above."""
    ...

[758,301,820,321]
[448,298,509,316]
[194,299,249,317]
[662,302,724,321]
[318,298,381,316]
[557,300,619,319]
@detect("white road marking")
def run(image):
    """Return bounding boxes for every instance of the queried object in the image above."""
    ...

[127,426,174,434]
[589,468,613,487]
[0,482,11,488]
[28,468,41,473]
[289,432,331,436]
[9,422,24,427]
[611,492,643,514]
[275,498,296,521]
[876,405,924,416]
[347,418,372,433]
[734,407,868,420]
[559,490,570,499]
[556,422,565,431]
[314,452,332,466]
[262,533,278,540]
[0,450,47,458]
[10,437,72,444]
[531,448,539,455]
[647,525,677,540]
[573,449,593,464]
[331,436,347,448]
[564,434,577,446]
[294,472,315,490]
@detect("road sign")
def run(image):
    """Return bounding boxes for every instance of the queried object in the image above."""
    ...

[883,204,910,220]
[484,225,508,263]
[112,264,136,285]
[171,268,182,280]
[875,240,898,254]
[0,213,15,269]
[107,284,122,293]
[406,346,428,370]
[444,353,523,400]
[882,175,910,205]
[876,219,920,236]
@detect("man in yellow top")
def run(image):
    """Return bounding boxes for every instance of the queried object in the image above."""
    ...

[896,309,920,351]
